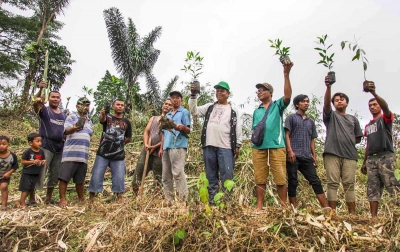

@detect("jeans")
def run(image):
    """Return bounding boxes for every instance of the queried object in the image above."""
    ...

[88,155,126,193]
[36,148,62,190]
[286,156,324,197]
[132,149,162,189]
[203,146,235,202]
[162,148,188,201]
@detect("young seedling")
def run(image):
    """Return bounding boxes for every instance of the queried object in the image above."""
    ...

[341,37,371,92]
[31,50,50,104]
[269,39,291,64]
[315,34,335,84]
[197,172,211,213]
[181,51,203,95]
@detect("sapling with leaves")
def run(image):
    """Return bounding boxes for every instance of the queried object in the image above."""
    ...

[269,39,291,64]
[181,51,203,95]
[315,34,336,84]
[341,37,371,92]
[32,50,50,105]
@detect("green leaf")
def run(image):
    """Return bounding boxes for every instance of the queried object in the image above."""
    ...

[314,47,323,51]
[201,231,212,238]
[352,55,358,61]
[327,44,332,50]
[352,45,357,51]
[394,169,400,180]
[317,60,326,64]
[363,61,368,71]
[224,180,234,192]
[361,49,366,55]
[173,230,186,245]
[323,64,328,68]
[319,52,325,58]
[200,187,208,203]
[199,172,206,181]
[268,39,273,43]
[214,192,224,203]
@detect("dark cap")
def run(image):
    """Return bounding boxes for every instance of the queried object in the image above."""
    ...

[255,83,274,93]
[77,97,91,105]
[169,90,183,98]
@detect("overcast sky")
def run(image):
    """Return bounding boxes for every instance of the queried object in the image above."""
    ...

[6,0,400,125]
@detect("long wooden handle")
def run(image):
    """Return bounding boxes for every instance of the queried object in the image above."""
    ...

[138,137,152,198]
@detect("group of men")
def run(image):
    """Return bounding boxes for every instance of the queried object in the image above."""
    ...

[31,60,398,217]
[251,62,399,218]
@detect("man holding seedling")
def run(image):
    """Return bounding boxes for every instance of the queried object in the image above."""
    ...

[323,76,363,215]
[189,81,242,205]
[252,61,293,210]
[285,94,329,211]
[361,81,400,218]
[33,80,66,205]
[89,99,132,202]
[131,99,173,194]
[59,97,93,207]
[160,91,191,202]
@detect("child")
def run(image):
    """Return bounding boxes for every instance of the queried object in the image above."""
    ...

[0,135,19,211]
[19,133,46,209]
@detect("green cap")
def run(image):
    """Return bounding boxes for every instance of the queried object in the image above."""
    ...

[214,81,230,91]
[77,97,91,105]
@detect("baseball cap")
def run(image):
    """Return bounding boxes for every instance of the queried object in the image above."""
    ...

[77,97,91,105]
[169,90,183,98]
[214,81,230,91]
[255,83,274,93]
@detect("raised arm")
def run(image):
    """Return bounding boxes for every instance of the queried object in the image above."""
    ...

[283,61,294,105]
[366,81,391,118]
[323,76,332,114]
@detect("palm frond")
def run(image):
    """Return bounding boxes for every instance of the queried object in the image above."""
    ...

[141,26,162,52]
[103,8,132,83]
[145,71,161,108]
[142,48,160,71]
[162,76,179,101]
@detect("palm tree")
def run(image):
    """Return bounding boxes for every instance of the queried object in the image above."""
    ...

[103,7,163,111]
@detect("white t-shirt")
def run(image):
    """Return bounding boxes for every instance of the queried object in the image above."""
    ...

[189,99,243,149]
[206,103,231,148]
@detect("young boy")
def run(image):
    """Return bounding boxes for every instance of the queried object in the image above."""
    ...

[19,133,46,209]
[0,135,19,210]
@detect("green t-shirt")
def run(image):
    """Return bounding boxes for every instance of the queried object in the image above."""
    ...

[252,97,288,149]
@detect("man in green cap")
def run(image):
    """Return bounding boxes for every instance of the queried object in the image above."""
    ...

[189,81,242,204]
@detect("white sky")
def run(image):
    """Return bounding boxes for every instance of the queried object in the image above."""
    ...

[6,0,400,125]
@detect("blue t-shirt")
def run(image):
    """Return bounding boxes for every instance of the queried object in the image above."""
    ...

[163,107,191,150]
[62,113,93,164]
[39,106,66,153]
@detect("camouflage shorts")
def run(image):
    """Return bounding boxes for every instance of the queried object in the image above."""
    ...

[367,152,400,202]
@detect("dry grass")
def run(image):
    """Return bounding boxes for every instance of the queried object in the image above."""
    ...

[1,118,400,251]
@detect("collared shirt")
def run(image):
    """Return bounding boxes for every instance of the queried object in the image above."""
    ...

[252,97,288,149]
[163,107,191,150]
[284,112,318,158]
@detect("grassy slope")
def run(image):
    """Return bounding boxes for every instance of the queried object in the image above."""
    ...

[1,117,400,251]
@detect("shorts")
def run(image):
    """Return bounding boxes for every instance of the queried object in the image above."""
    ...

[19,173,39,192]
[252,148,287,185]
[0,177,10,184]
[58,161,87,184]
[367,152,400,202]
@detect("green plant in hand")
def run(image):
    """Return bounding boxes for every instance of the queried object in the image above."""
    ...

[315,34,335,84]
[341,37,369,81]
[269,39,291,64]
[181,51,204,81]
[315,34,334,70]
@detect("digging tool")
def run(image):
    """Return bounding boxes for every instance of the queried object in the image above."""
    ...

[138,137,152,198]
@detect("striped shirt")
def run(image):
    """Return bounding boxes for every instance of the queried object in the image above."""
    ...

[62,113,93,163]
